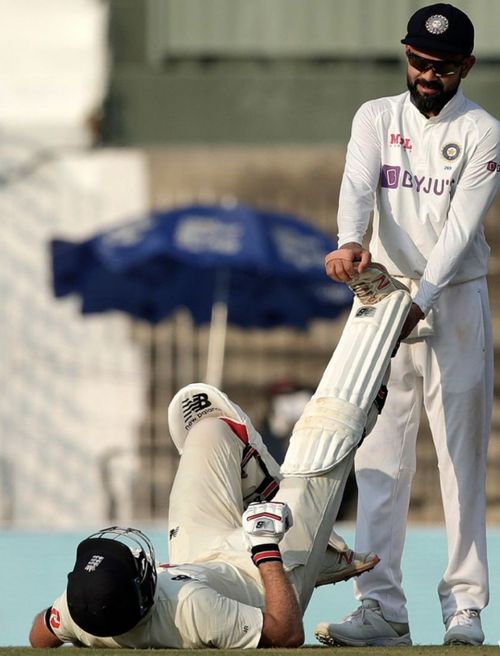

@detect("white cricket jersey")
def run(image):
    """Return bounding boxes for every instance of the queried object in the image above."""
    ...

[49,561,263,649]
[338,88,500,313]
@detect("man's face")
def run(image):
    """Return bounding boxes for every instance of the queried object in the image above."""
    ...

[405,46,475,117]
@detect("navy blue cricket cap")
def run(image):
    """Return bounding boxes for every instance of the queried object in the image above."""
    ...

[66,537,146,637]
[401,3,474,55]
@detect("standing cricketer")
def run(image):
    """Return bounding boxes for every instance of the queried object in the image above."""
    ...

[317,2,500,648]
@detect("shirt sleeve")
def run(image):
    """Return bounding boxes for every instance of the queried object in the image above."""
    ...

[47,591,120,648]
[337,101,382,247]
[177,585,263,649]
[46,592,77,644]
[414,117,500,312]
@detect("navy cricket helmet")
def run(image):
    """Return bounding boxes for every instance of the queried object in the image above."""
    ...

[66,526,157,637]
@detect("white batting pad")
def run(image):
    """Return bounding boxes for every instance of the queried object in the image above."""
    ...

[314,290,411,409]
[282,288,412,475]
[281,397,365,476]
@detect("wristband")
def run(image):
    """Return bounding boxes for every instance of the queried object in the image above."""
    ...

[251,543,282,567]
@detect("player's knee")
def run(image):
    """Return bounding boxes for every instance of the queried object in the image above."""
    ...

[184,416,241,456]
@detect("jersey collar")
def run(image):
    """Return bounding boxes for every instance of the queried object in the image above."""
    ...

[406,86,466,123]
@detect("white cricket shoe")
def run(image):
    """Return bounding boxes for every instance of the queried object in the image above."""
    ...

[315,599,412,647]
[348,263,409,305]
[315,548,380,587]
[443,609,484,645]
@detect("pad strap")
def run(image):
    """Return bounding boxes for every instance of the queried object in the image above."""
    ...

[242,445,280,504]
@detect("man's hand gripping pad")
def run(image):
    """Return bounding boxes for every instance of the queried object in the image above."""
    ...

[281,288,412,476]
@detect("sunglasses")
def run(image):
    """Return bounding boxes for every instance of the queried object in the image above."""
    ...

[406,51,465,77]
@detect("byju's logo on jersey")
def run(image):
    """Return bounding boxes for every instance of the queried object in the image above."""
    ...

[380,165,401,188]
[390,134,413,151]
[380,164,455,195]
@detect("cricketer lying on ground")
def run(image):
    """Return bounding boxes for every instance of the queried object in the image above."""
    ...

[32,263,412,649]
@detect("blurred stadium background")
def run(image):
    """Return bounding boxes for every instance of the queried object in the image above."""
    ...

[1,0,500,645]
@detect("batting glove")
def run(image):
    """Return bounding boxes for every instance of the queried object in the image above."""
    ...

[242,501,293,567]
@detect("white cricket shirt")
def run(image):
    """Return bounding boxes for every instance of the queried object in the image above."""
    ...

[338,88,500,313]
[49,561,263,649]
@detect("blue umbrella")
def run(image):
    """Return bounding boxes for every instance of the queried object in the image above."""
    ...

[51,203,352,385]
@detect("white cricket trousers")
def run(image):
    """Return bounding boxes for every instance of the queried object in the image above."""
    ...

[353,277,492,624]
[168,416,354,612]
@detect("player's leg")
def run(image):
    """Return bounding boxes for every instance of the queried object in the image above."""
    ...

[424,279,491,645]
[355,344,422,622]
[315,345,421,647]
[167,385,281,565]
[167,416,246,563]
[167,383,376,584]
[313,268,416,648]
[352,347,421,642]
[278,269,412,611]
[315,359,390,589]
[352,343,422,623]
[278,450,356,609]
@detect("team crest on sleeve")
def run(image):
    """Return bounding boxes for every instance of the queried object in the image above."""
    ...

[425,14,449,34]
[50,608,61,630]
[441,143,461,161]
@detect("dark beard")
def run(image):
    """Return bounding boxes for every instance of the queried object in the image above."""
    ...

[407,75,458,116]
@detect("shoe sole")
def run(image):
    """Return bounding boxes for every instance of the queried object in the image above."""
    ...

[315,554,381,587]
[315,631,412,647]
[348,264,409,305]
[444,637,484,646]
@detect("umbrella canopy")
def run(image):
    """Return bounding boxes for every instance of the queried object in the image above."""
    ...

[51,203,352,384]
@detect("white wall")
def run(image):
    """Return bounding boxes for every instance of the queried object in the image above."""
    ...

[0,147,150,528]
[0,0,109,147]
[0,1,152,527]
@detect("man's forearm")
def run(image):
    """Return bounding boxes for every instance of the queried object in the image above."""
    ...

[29,610,63,648]
[258,561,304,648]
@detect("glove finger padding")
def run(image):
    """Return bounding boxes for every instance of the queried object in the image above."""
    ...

[242,501,293,546]
[243,501,293,567]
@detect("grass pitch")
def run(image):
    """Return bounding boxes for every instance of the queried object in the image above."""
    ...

[1,647,499,655]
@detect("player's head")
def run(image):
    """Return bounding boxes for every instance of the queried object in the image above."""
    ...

[402,3,474,56]
[401,4,475,116]
[66,526,157,637]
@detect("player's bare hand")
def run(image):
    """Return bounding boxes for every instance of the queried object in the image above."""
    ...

[399,303,424,340]
[325,243,371,282]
